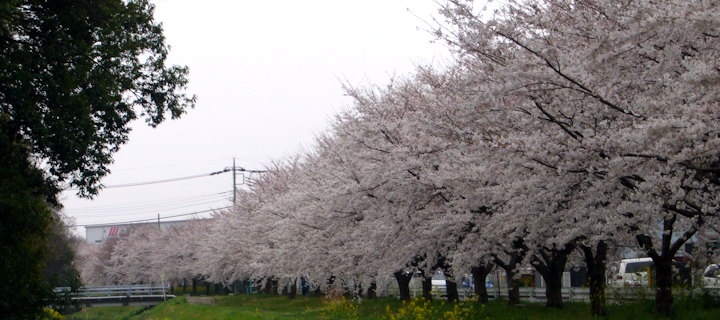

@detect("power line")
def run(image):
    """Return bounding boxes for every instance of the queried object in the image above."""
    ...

[68,200,229,218]
[67,190,232,209]
[64,191,231,214]
[64,169,231,191]
[65,166,266,191]
[73,206,232,228]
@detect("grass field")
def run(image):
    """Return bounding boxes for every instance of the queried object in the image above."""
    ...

[64,292,720,320]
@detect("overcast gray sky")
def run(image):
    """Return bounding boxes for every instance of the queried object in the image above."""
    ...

[59,0,455,237]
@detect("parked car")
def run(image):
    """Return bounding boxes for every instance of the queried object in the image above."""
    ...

[608,257,692,288]
[609,258,654,287]
[431,272,448,296]
[430,272,476,297]
[702,264,719,289]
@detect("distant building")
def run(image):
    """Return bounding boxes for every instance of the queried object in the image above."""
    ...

[84,220,190,244]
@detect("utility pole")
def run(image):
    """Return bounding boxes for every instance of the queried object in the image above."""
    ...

[232,157,237,207]
[228,158,265,208]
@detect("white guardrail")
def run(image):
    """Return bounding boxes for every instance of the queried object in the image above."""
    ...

[392,285,720,303]
[54,285,170,297]
[492,287,720,303]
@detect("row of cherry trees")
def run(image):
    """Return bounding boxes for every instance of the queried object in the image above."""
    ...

[75,0,719,316]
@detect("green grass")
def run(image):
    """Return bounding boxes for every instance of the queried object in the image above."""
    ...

[64,293,720,320]
[65,305,146,320]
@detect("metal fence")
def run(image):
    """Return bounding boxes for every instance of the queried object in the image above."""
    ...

[54,285,170,297]
[53,285,174,307]
[390,281,720,303]
[486,287,720,303]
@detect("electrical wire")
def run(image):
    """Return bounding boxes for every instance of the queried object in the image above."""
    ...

[64,191,231,215]
[60,163,264,228]
[68,200,229,218]
[74,206,232,228]
[64,169,231,191]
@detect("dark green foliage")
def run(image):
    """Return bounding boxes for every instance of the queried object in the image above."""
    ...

[43,212,84,314]
[0,0,194,318]
[0,0,195,199]
[43,212,82,287]
[700,291,720,310]
[0,148,55,320]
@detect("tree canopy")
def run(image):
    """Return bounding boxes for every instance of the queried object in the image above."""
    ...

[72,0,719,318]
[0,1,194,319]
[0,0,195,199]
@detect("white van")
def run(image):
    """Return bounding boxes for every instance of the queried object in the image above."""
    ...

[702,264,719,289]
[608,258,655,287]
[430,272,476,297]
[608,257,692,288]
[431,272,448,296]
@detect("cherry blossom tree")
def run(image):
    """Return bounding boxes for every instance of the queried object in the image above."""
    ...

[104,226,163,285]
[335,72,486,301]
[158,219,213,293]
[72,3,719,316]
[74,241,107,286]
[436,0,720,315]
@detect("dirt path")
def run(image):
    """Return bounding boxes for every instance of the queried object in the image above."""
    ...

[186,296,215,306]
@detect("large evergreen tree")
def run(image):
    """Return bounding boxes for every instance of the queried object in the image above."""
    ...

[0,1,195,318]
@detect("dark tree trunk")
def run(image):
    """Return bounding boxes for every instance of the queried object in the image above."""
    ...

[289,279,297,299]
[323,276,335,296]
[471,261,495,303]
[366,282,377,299]
[261,282,269,294]
[422,276,433,301]
[170,284,174,295]
[446,277,459,303]
[634,214,698,317]
[281,281,289,296]
[262,278,278,294]
[443,269,459,303]
[192,278,197,295]
[529,241,576,309]
[205,282,211,296]
[494,239,527,306]
[182,279,187,295]
[394,271,412,302]
[581,241,607,317]
[214,283,220,296]
[507,267,521,305]
[432,257,460,302]
[542,267,564,308]
[655,259,674,316]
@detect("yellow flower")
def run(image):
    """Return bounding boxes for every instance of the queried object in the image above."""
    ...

[43,309,65,320]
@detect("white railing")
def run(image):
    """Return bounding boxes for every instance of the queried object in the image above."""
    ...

[484,287,720,303]
[54,285,169,297]
[389,284,720,303]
